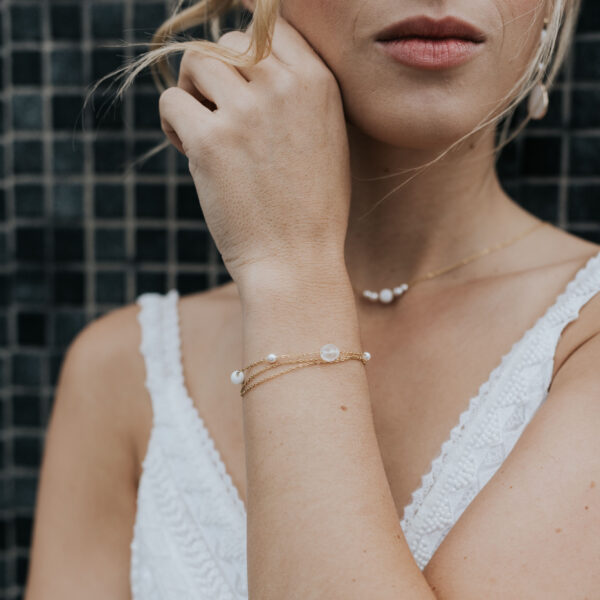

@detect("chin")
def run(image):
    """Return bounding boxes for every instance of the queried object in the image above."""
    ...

[347,103,488,153]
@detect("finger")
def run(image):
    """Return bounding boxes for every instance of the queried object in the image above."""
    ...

[245,14,325,69]
[177,48,251,110]
[216,29,286,81]
[158,86,211,155]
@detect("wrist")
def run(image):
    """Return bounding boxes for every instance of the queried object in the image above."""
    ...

[237,262,363,366]
[236,259,353,307]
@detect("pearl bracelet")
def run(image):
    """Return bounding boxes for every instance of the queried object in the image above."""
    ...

[230,343,371,397]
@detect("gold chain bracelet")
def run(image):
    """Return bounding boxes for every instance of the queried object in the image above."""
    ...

[230,343,372,397]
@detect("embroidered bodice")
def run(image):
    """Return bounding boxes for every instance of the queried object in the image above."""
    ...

[130,250,600,598]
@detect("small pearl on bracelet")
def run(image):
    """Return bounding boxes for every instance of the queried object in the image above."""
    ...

[230,370,244,384]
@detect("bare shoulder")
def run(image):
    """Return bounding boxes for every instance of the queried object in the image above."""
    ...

[25,301,152,598]
[530,226,600,380]
[27,281,243,597]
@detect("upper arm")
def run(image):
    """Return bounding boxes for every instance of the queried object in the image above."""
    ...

[24,304,145,599]
[422,331,600,599]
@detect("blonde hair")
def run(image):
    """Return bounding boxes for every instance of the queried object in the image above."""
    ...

[88,0,582,216]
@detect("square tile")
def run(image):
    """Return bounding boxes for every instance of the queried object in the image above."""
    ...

[177,229,211,263]
[94,185,125,218]
[93,139,126,173]
[135,184,166,218]
[51,50,83,86]
[520,136,561,176]
[11,354,42,387]
[13,141,43,175]
[95,228,126,261]
[10,6,41,42]
[53,139,84,175]
[54,311,86,348]
[176,184,203,220]
[91,4,125,39]
[96,271,126,304]
[16,228,45,262]
[12,95,43,131]
[50,4,82,40]
[52,95,85,131]
[53,184,84,221]
[136,228,167,261]
[15,185,44,218]
[53,271,85,305]
[53,227,84,262]
[13,50,43,87]
[17,312,46,347]
[570,136,600,177]
[11,394,42,428]
[14,270,46,304]
[133,2,167,41]
[136,270,167,295]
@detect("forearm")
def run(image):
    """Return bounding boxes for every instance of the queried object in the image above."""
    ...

[237,265,436,599]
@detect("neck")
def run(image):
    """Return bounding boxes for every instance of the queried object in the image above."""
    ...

[343,123,536,298]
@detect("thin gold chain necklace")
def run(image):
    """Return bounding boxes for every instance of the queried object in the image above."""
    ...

[358,220,549,304]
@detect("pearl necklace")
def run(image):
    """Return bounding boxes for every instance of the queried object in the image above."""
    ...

[358,220,548,304]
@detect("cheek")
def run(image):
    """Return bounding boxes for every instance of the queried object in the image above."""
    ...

[279,0,342,49]
[494,0,547,72]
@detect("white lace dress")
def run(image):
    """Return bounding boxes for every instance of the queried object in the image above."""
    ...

[130,250,600,599]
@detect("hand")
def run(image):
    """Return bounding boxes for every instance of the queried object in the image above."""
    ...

[158,14,351,286]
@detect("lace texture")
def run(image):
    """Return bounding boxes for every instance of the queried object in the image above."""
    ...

[399,250,600,569]
[130,250,600,597]
[130,291,247,600]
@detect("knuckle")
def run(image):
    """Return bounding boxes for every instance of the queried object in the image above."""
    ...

[217,30,247,45]
[271,68,298,95]
[179,48,195,71]
[178,48,206,76]
[158,86,178,113]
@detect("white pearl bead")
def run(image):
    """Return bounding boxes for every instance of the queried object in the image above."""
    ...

[379,288,394,303]
[320,343,340,362]
[528,83,548,119]
[230,370,244,384]
[266,353,277,363]
[363,290,378,301]
[362,351,371,361]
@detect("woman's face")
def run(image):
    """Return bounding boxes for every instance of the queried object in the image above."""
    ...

[247,0,549,151]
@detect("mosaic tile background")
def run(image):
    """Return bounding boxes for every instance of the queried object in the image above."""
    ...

[0,0,599,597]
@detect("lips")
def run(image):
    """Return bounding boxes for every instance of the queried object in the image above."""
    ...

[376,15,486,44]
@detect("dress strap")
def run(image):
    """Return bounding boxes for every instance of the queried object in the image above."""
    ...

[136,289,181,427]
[400,249,600,571]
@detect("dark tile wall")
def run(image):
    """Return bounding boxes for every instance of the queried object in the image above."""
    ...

[0,0,599,597]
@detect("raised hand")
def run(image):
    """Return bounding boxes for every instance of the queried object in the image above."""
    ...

[158,15,352,291]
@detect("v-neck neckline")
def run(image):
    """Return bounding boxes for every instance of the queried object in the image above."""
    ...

[167,249,600,524]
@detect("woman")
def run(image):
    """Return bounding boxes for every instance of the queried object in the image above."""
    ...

[25,0,599,598]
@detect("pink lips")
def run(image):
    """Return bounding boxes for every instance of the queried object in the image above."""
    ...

[375,15,486,70]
